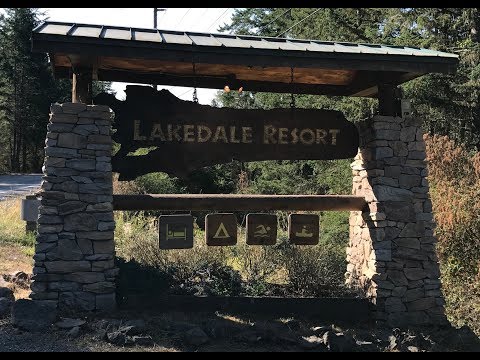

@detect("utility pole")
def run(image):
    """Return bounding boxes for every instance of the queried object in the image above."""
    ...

[153,8,166,90]
[154,8,166,29]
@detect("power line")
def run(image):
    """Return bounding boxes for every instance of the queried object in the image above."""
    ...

[206,8,231,32]
[176,8,192,28]
[177,88,193,97]
[275,8,321,38]
[261,8,292,30]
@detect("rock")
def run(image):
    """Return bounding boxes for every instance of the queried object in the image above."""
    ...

[65,159,96,171]
[57,133,87,149]
[385,297,406,313]
[56,239,84,260]
[107,330,127,346]
[388,335,398,351]
[12,299,57,332]
[300,335,324,349]
[373,147,393,159]
[311,325,330,336]
[88,134,111,144]
[83,281,115,294]
[0,297,13,316]
[57,201,87,216]
[184,327,209,346]
[93,240,115,254]
[398,223,425,237]
[284,319,301,330]
[407,297,436,311]
[407,345,419,352]
[64,272,105,284]
[394,238,420,250]
[62,102,86,113]
[132,335,154,346]
[68,326,81,338]
[400,127,416,142]
[58,291,95,311]
[355,340,377,351]
[404,268,426,281]
[124,319,146,332]
[322,331,356,352]
[64,213,97,232]
[0,287,14,301]
[373,185,413,202]
[44,261,91,273]
[117,325,141,336]
[55,318,86,329]
[387,270,408,286]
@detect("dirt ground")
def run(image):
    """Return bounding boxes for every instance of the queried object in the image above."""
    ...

[1,309,480,352]
[1,244,479,352]
[0,244,33,300]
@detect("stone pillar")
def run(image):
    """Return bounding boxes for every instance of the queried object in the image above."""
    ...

[346,115,446,326]
[30,102,118,312]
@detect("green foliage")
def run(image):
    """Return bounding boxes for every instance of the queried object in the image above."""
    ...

[242,159,351,196]
[222,8,480,150]
[136,172,185,194]
[0,8,114,173]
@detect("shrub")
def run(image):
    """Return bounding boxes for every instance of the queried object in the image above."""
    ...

[425,134,480,335]
[114,210,352,299]
[282,242,353,297]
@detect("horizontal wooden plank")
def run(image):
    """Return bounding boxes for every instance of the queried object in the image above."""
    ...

[112,194,367,211]
[120,294,371,321]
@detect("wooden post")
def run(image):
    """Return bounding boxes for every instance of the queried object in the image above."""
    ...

[112,194,367,211]
[72,68,92,104]
[377,83,401,116]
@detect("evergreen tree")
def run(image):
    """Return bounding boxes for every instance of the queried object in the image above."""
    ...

[221,8,480,149]
[0,8,114,173]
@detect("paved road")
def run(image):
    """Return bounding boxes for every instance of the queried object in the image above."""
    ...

[0,174,42,200]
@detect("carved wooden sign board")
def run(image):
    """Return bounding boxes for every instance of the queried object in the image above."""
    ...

[95,85,359,180]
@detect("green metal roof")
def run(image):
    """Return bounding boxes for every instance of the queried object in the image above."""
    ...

[32,21,459,97]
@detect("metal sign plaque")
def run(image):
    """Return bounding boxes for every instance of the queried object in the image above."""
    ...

[288,214,320,245]
[159,214,194,249]
[246,213,277,245]
[205,213,237,246]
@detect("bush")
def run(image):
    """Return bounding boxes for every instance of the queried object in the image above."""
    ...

[115,209,353,299]
[425,134,480,335]
[282,242,354,297]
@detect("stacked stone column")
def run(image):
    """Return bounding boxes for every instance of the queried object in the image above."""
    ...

[30,102,117,312]
[346,115,446,326]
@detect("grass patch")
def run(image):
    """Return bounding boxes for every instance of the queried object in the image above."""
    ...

[0,198,35,248]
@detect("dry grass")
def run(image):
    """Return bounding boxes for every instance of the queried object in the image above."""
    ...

[0,198,35,247]
[0,198,34,299]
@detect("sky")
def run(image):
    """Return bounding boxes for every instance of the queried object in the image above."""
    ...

[39,8,236,104]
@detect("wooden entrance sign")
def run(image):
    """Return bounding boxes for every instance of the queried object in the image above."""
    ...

[246,214,277,245]
[288,214,320,245]
[205,213,237,246]
[95,86,360,180]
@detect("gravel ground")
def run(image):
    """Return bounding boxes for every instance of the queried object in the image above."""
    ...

[1,310,479,352]
[0,319,84,352]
